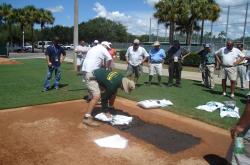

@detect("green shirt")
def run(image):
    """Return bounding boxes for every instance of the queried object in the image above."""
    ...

[93,68,123,102]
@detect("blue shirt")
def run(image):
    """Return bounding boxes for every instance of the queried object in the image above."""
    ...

[149,48,166,63]
[45,44,66,66]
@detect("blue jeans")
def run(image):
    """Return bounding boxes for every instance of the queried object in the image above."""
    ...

[43,65,61,89]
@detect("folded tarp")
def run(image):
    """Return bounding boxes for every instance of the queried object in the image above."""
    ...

[137,99,173,109]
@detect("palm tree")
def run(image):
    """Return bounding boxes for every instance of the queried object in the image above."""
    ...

[23,5,39,52]
[174,0,220,46]
[38,8,54,52]
[14,8,27,50]
[198,0,220,44]
[154,0,187,45]
[0,3,16,45]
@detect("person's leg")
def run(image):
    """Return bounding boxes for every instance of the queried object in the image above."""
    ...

[239,65,246,89]
[230,80,236,98]
[126,64,134,80]
[207,64,215,89]
[156,63,162,85]
[222,79,227,95]
[43,66,54,90]
[134,65,141,84]
[175,62,182,86]
[82,73,101,126]
[168,62,174,85]
[148,63,154,85]
[54,66,61,89]
[204,66,209,87]
[220,67,227,95]
[227,67,237,98]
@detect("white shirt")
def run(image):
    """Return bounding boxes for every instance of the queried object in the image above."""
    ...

[82,45,112,72]
[125,46,149,66]
[215,47,244,66]
[75,45,90,59]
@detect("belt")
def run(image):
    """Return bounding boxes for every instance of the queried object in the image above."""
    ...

[238,63,247,66]
[150,62,162,64]
[206,63,215,65]
[222,65,234,68]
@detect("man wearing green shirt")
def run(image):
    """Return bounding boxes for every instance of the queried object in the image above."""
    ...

[83,68,135,126]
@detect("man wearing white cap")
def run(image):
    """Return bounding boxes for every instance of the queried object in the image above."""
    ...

[81,41,112,126]
[93,40,99,46]
[125,39,149,84]
[148,41,166,86]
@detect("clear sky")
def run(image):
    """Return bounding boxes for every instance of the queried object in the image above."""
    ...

[1,0,250,39]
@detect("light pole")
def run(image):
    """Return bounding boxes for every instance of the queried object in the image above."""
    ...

[22,31,25,50]
[73,0,79,71]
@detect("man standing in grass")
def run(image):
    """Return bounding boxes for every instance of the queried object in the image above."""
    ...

[148,41,166,86]
[43,37,66,91]
[125,39,149,84]
[167,40,190,87]
[215,40,244,98]
[198,44,216,89]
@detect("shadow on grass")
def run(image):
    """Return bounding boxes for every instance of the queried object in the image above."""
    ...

[68,88,88,92]
[203,154,230,165]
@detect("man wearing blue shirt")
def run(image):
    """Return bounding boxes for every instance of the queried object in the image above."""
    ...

[148,41,166,86]
[43,37,66,91]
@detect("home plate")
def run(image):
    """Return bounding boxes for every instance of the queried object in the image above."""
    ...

[94,134,128,149]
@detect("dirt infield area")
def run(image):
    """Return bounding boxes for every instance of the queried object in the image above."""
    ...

[0,98,232,165]
[0,57,21,65]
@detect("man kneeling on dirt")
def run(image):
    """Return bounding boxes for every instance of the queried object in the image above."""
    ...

[82,68,135,126]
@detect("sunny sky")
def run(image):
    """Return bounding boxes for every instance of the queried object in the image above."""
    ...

[2,0,250,39]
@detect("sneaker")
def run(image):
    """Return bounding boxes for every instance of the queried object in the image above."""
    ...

[82,117,100,127]
[174,84,181,88]
[167,83,173,87]
[42,88,49,92]
[222,92,226,96]
[230,94,235,98]
[54,86,59,90]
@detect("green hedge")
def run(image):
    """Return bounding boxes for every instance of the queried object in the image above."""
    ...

[118,49,200,67]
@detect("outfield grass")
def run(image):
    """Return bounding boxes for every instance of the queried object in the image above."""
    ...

[0,59,248,129]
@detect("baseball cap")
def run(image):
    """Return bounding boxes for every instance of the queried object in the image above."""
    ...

[101,41,111,49]
[205,43,211,48]
[94,40,99,44]
[122,77,135,93]
[153,41,160,46]
[133,39,140,44]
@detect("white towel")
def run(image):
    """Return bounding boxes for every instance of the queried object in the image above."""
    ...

[94,113,133,125]
[220,106,240,118]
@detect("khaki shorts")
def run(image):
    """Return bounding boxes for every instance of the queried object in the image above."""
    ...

[83,72,100,96]
[149,63,163,76]
[220,66,237,81]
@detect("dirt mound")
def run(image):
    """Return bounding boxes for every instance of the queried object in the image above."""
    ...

[0,58,21,65]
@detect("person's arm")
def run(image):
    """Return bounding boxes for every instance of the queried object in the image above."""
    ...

[181,49,190,62]
[45,48,52,66]
[233,50,245,66]
[60,49,66,64]
[230,100,250,139]
[125,48,129,64]
[141,48,149,64]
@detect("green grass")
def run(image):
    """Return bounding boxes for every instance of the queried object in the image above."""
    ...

[0,59,248,129]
